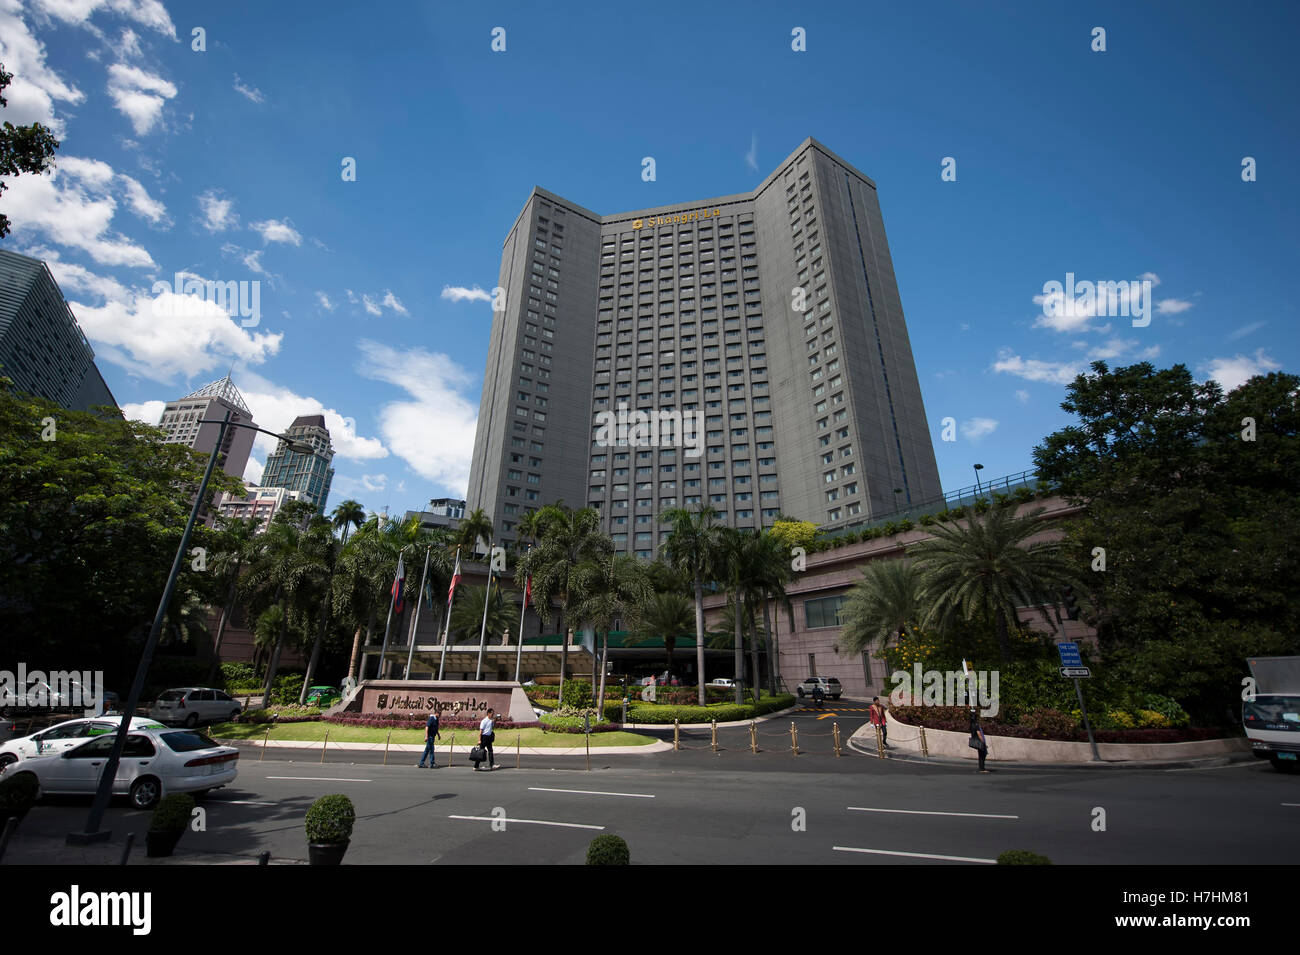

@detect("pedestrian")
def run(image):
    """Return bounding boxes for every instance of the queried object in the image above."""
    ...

[417,708,441,768]
[810,682,825,709]
[870,696,889,748]
[969,708,989,772]
[478,707,497,771]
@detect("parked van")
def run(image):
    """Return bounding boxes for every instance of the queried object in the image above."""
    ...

[1243,656,1300,773]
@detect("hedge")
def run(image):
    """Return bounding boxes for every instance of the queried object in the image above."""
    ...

[626,694,795,724]
[890,705,1229,744]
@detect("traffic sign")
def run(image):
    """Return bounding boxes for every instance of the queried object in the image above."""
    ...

[1057,642,1083,667]
[1060,666,1091,678]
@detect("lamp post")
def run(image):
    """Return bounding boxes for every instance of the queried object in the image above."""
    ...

[69,412,313,844]
[973,463,984,501]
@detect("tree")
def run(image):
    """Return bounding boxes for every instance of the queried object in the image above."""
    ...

[840,560,927,656]
[570,554,652,712]
[205,515,262,684]
[331,500,366,546]
[0,64,60,239]
[636,591,694,677]
[908,505,1081,663]
[660,505,721,705]
[745,531,793,696]
[456,507,494,557]
[715,527,754,704]
[515,505,613,698]
[448,583,519,648]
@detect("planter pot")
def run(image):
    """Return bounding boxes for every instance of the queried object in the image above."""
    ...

[308,840,349,865]
[146,828,184,857]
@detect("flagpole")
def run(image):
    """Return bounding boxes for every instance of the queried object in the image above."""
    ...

[376,555,402,681]
[404,545,431,679]
[514,548,531,683]
[475,566,494,680]
[438,546,461,680]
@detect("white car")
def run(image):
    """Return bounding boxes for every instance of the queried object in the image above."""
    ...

[150,687,243,727]
[707,678,736,688]
[2,726,240,810]
[0,716,164,770]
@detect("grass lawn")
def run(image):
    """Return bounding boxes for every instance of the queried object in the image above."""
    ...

[208,721,654,748]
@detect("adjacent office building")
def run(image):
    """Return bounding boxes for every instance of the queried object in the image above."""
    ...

[260,414,335,514]
[0,249,119,413]
[404,498,466,534]
[466,138,942,556]
[157,375,257,480]
[216,484,306,530]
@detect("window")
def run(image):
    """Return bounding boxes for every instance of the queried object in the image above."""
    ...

[805,596,846,629]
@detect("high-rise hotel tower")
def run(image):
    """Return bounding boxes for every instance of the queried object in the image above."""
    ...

[467,138,941,557]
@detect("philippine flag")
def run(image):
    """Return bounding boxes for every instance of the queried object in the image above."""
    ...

[447,552,462,605]
[391,556,406,614]
[523,574,532,611]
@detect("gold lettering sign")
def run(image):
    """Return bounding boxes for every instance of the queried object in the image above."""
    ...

[631,208,722,230]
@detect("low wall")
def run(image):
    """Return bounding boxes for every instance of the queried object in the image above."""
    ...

[344,680,535,724]
[866,711,1247,763]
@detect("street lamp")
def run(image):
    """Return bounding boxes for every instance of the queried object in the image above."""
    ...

[69,410,313,844]
[973,463,984,501]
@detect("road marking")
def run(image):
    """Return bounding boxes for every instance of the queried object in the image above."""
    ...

[265,776,373,782]
[449,814,604,830]
[528,787,655,798]
[217,800,278,806]
[848,806,1019,819]
[1284,803,1300,807]
[816,713,836,720]
[834,845,997,864]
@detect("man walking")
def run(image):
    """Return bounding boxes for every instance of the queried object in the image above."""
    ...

[870,696,889,748]
[969,708,989,772]
[418,708,441,768]
[478,707,498,771]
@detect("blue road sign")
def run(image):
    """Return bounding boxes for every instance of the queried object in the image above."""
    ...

[1057,642,1083,667]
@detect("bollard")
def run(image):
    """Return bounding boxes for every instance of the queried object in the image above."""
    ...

[791,721,798,756]
[118,832,135,866]
[674,719,680,751]
[874,724,884,758]
[711,719,718,753]
[448,732,455,767]
[516,730,521,768]
[320,729,330,764]
[920,726,929,758]
[0,816,18,863]
[260,727,271,761]
[383,731,391,766]
[258,850,270,865]
[834,722,841,757]
[585,727,591,772]
[750,720,758,754]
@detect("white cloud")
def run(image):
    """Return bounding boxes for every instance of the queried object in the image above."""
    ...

[251,218,301,246]
[745,133,758,172]
[959,417,999,441]
[243,456,264,485]
[0,0,86,135]
[117,27,140,57]
[1014,389,1029,404]
[1202,350,1281,393]
[1032,272,1162,334]
[440,284,491,304]
[120,398,164,424]
[991,350,1082,385]
[316,291,335,311]
[357,340,479,493]
[3,155,155,267]
[197,190,237,232]
[344,288,358,304]
[232,74,264,104]
[105,61,176,134]
[34,0,177,38]
[1156,298,1194,315]
[381,290,407,315]
[119,173,167,224]
[359,474,387,492]
[1226,321,1265,342]
[361,294,382,316]
[233,368,389,463]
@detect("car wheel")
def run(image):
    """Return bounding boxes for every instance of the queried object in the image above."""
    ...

[1271,757,1299,774]
[228,710,241,723]
[0,752,17,770]
[129,776,161,810]
[184,712,199,728]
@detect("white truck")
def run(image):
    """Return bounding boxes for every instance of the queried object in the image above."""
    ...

[1243,656,1300,773]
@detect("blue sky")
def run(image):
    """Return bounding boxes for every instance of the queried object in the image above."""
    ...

[2,0,1296,518]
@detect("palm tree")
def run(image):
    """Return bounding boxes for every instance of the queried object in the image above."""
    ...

[636,591,694,678]
[334,515,392,680]
[331,499,366,546]
[448,583,519,647]
[456,507,494,558]
[908,505,1082,662]
[515,504,613,698]
[749,530,794,694]
[515,508,543,548]
[715,527,753,704]
[660,505,721,705]
[840,559,927,656]
[570,555,653,713]
[298,517,344,703]
[205,514,262,684]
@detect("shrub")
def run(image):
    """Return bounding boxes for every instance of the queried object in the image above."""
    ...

[0,771,39,816]
[1016,708,1077,738]
[305,794,355,844]
[1135,709,1172,729]
[268,672,308,706]
[220,662,257,688]
[997,850,1051,865]
[1139,694,1190,728]
[1012,486,1036,504]
[150,793,195,832]
[586,834,630,865]
[242,705,321,724]
[919,513,936,527]
[560,680,593,708]
[625,694,795,724]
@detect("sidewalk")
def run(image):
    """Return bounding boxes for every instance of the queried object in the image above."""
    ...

[216,736,675,757]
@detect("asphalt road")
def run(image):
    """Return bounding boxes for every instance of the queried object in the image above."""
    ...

[7,718,1298,865]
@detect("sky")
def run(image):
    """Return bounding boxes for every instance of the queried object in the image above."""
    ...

[1,0,1296,518]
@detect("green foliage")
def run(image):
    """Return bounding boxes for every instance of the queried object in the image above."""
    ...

[997,850,1052,865]
[840,561,926,656]
[149,793,195,832]
[0,65,61,238]
[770,520,817,550]
[305,794,355,844]
[561,680,593,708]
[1015,708,1077,737]
[220,662,257,688]
[243,704,321,724]
[626,694,795,724]
[586,833,630,865]
[268,672,308,705]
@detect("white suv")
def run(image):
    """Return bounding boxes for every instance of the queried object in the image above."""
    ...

[150,688,243,727]
[797,676,842,699]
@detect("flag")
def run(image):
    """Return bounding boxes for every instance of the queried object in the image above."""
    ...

[447,551,462,605]
[522,573,532,611]
[391,556,406,614]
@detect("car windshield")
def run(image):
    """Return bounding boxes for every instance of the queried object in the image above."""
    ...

[1243,696,1300,728]
[160,730,219,753]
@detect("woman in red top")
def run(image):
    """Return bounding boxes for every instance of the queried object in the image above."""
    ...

[870,697,888,748]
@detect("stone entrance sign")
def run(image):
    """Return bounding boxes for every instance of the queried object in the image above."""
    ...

[347,680,534,723]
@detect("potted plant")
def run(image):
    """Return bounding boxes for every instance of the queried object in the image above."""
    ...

[0,771,39,829]
[305,793,355,865]
[586,833,630,865]
[146,793,195,857]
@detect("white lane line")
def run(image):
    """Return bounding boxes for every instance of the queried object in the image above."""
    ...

[449,814,604,830]
[848,806,1018,820]
[528,787,655,798]
[1284,803,1300,807]
[834,845,997,864]
[265,776,373,782]
[220,800,278,806]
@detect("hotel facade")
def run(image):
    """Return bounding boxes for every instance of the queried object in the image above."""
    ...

[467,138,942,556]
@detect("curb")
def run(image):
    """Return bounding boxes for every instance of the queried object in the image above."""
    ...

[218,737,675,757]
[844,734,1256,770]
